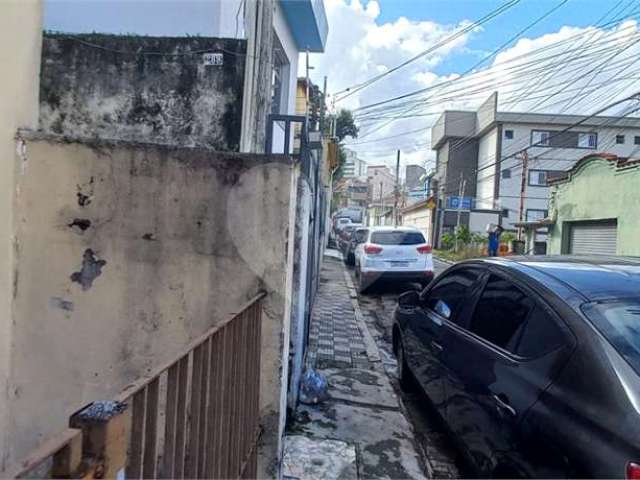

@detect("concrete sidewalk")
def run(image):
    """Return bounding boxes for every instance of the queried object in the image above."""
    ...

[283,256,427,480]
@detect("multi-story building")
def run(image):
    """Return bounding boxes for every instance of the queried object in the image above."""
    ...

[342,148,368,178]
[431,92,640,246]
[367,164,396,201]
[405,164,426,190]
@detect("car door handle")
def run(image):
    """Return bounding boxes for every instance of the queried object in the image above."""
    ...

[430,341,443,353]
[493,394,517,417]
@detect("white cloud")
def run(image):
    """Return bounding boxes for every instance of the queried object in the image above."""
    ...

[305,1,640,174]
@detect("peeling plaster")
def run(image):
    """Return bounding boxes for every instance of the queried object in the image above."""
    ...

[70,248,107,291]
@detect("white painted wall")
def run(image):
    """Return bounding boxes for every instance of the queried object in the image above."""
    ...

[476,127,497,210]
[497,121,640,229]
[402,209,432,243]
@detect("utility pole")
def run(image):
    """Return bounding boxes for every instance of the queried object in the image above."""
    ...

[320,76,327,133]
[394,150,401,227]
[454,172,466,252]
[518,150,529,240]
[379,181,383,226]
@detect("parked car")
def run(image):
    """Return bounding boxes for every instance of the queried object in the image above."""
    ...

[354,226,433,293]
[330,216,352,247]
[338,224,360,256]
[392,256,640,479]
[343,227,368,266]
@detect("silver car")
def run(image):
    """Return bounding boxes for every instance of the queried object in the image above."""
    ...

[354,226,434,293]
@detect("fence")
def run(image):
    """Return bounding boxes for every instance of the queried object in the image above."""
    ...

[10,292,265,479]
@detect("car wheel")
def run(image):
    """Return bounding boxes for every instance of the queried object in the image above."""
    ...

[396,337,415,392]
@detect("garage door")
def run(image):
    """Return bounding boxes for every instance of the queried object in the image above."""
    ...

[568,220,617,255]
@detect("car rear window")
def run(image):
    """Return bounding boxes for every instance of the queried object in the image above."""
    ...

[582,299,640,375]
[370,231,425,245]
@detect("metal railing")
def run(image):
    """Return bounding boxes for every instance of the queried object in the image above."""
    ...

[10,292,265,479]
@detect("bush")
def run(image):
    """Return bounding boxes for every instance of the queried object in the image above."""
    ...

[501,231,516,244]
[441,232,454,250]
[455,225,472,245]
[471,233,487,244]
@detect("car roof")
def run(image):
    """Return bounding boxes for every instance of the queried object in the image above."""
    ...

[367,226,420,232]
[465,255,640,301]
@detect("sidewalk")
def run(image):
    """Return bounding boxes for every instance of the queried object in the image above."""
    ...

[283,255,427,480]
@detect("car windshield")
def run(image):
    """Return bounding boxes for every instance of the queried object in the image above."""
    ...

[582,299,640,375]
[371,231,425,245]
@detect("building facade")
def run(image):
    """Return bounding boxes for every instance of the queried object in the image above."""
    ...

[44,0,328,153]
[342,148,368,178]
[401,199,435,244]
[431,92,640,246]
[547,154,640,256]
[367,165,396,201]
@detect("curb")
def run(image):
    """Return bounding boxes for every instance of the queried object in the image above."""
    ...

[342,268,381,363]
[433,255,454,265]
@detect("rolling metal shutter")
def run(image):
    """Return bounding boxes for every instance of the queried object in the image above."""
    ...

[569,221,617,255]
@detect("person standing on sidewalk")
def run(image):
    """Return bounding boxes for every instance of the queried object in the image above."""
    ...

[487,224,503,257]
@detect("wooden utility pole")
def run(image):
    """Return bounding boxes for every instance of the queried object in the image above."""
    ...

[518,150,529,240]
[394,150,400,227]
[379,181,383,226]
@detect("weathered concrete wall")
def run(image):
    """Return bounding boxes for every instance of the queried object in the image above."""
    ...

[6,133,295,473]
[40,34,245,150]
[0,0,43,472]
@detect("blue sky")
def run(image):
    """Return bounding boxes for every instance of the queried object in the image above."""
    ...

[375,0,625,76]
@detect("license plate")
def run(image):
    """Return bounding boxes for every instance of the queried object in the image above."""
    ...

[388,261,409,268]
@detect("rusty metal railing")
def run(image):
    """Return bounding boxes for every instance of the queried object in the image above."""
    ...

[10,292,265,479]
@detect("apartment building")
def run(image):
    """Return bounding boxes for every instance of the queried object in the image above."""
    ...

[367,164,396,200]
[431,92,640,246]
[342,148,368,178]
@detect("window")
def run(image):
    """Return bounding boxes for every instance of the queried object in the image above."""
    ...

[616,134,625,144]
[635,136,640,145]
[423,268,482,323]
[526,209,548,222]
[528,170,548,186]
[501,208,510,218]
[578,132,597,149]
[516,306,565,358]
[504,129,514,140]
[582,299,640,375]
[501,169,511,179]
[531,130,551,146]
[469,275,533,352]
[371,231,425,245]
[271,38,289,114]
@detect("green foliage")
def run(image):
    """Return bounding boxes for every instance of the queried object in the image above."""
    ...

[336,109,358,141]
[441,232,455,250]
[501,231,516,244]
[455,225,472,245]
[471,233,488,244]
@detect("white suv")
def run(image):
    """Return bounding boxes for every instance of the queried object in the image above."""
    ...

[354,226,434,293]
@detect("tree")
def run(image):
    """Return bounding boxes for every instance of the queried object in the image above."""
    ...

[335,109,358,142]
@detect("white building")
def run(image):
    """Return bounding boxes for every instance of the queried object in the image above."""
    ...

[367,164,396,201]
[432,92,640,247]
[44,0,328,153]
[342,148,368,178]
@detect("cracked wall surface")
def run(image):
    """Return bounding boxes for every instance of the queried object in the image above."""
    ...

[39,34,246,150]
[7,133,295,472]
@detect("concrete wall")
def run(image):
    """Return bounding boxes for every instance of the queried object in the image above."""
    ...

[548,158,640,255]
[39,34,246,150]
[476,127,498,210]
[5,133,296,474]
[402,208,432,242]
[0,0,43,472]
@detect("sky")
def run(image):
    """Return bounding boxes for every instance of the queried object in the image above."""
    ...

[305,0,640,174]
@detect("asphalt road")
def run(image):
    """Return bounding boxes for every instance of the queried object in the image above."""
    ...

[344,255,467,478]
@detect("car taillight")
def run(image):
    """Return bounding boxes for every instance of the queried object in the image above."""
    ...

[417,245,432,254]
[364,244,383,255]
[627,462,640,480]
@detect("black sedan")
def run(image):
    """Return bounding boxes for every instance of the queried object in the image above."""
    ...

[392,256,640,479]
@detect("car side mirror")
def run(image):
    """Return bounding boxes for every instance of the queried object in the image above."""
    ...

[398,291,420,308]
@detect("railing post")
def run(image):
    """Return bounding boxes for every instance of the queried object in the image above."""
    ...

[70,401,130,479]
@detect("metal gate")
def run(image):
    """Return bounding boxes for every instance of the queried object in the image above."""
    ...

[568,220,617,255]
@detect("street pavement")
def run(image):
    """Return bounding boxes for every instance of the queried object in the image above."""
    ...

[284,255,427,480]
[284,252,462,479]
